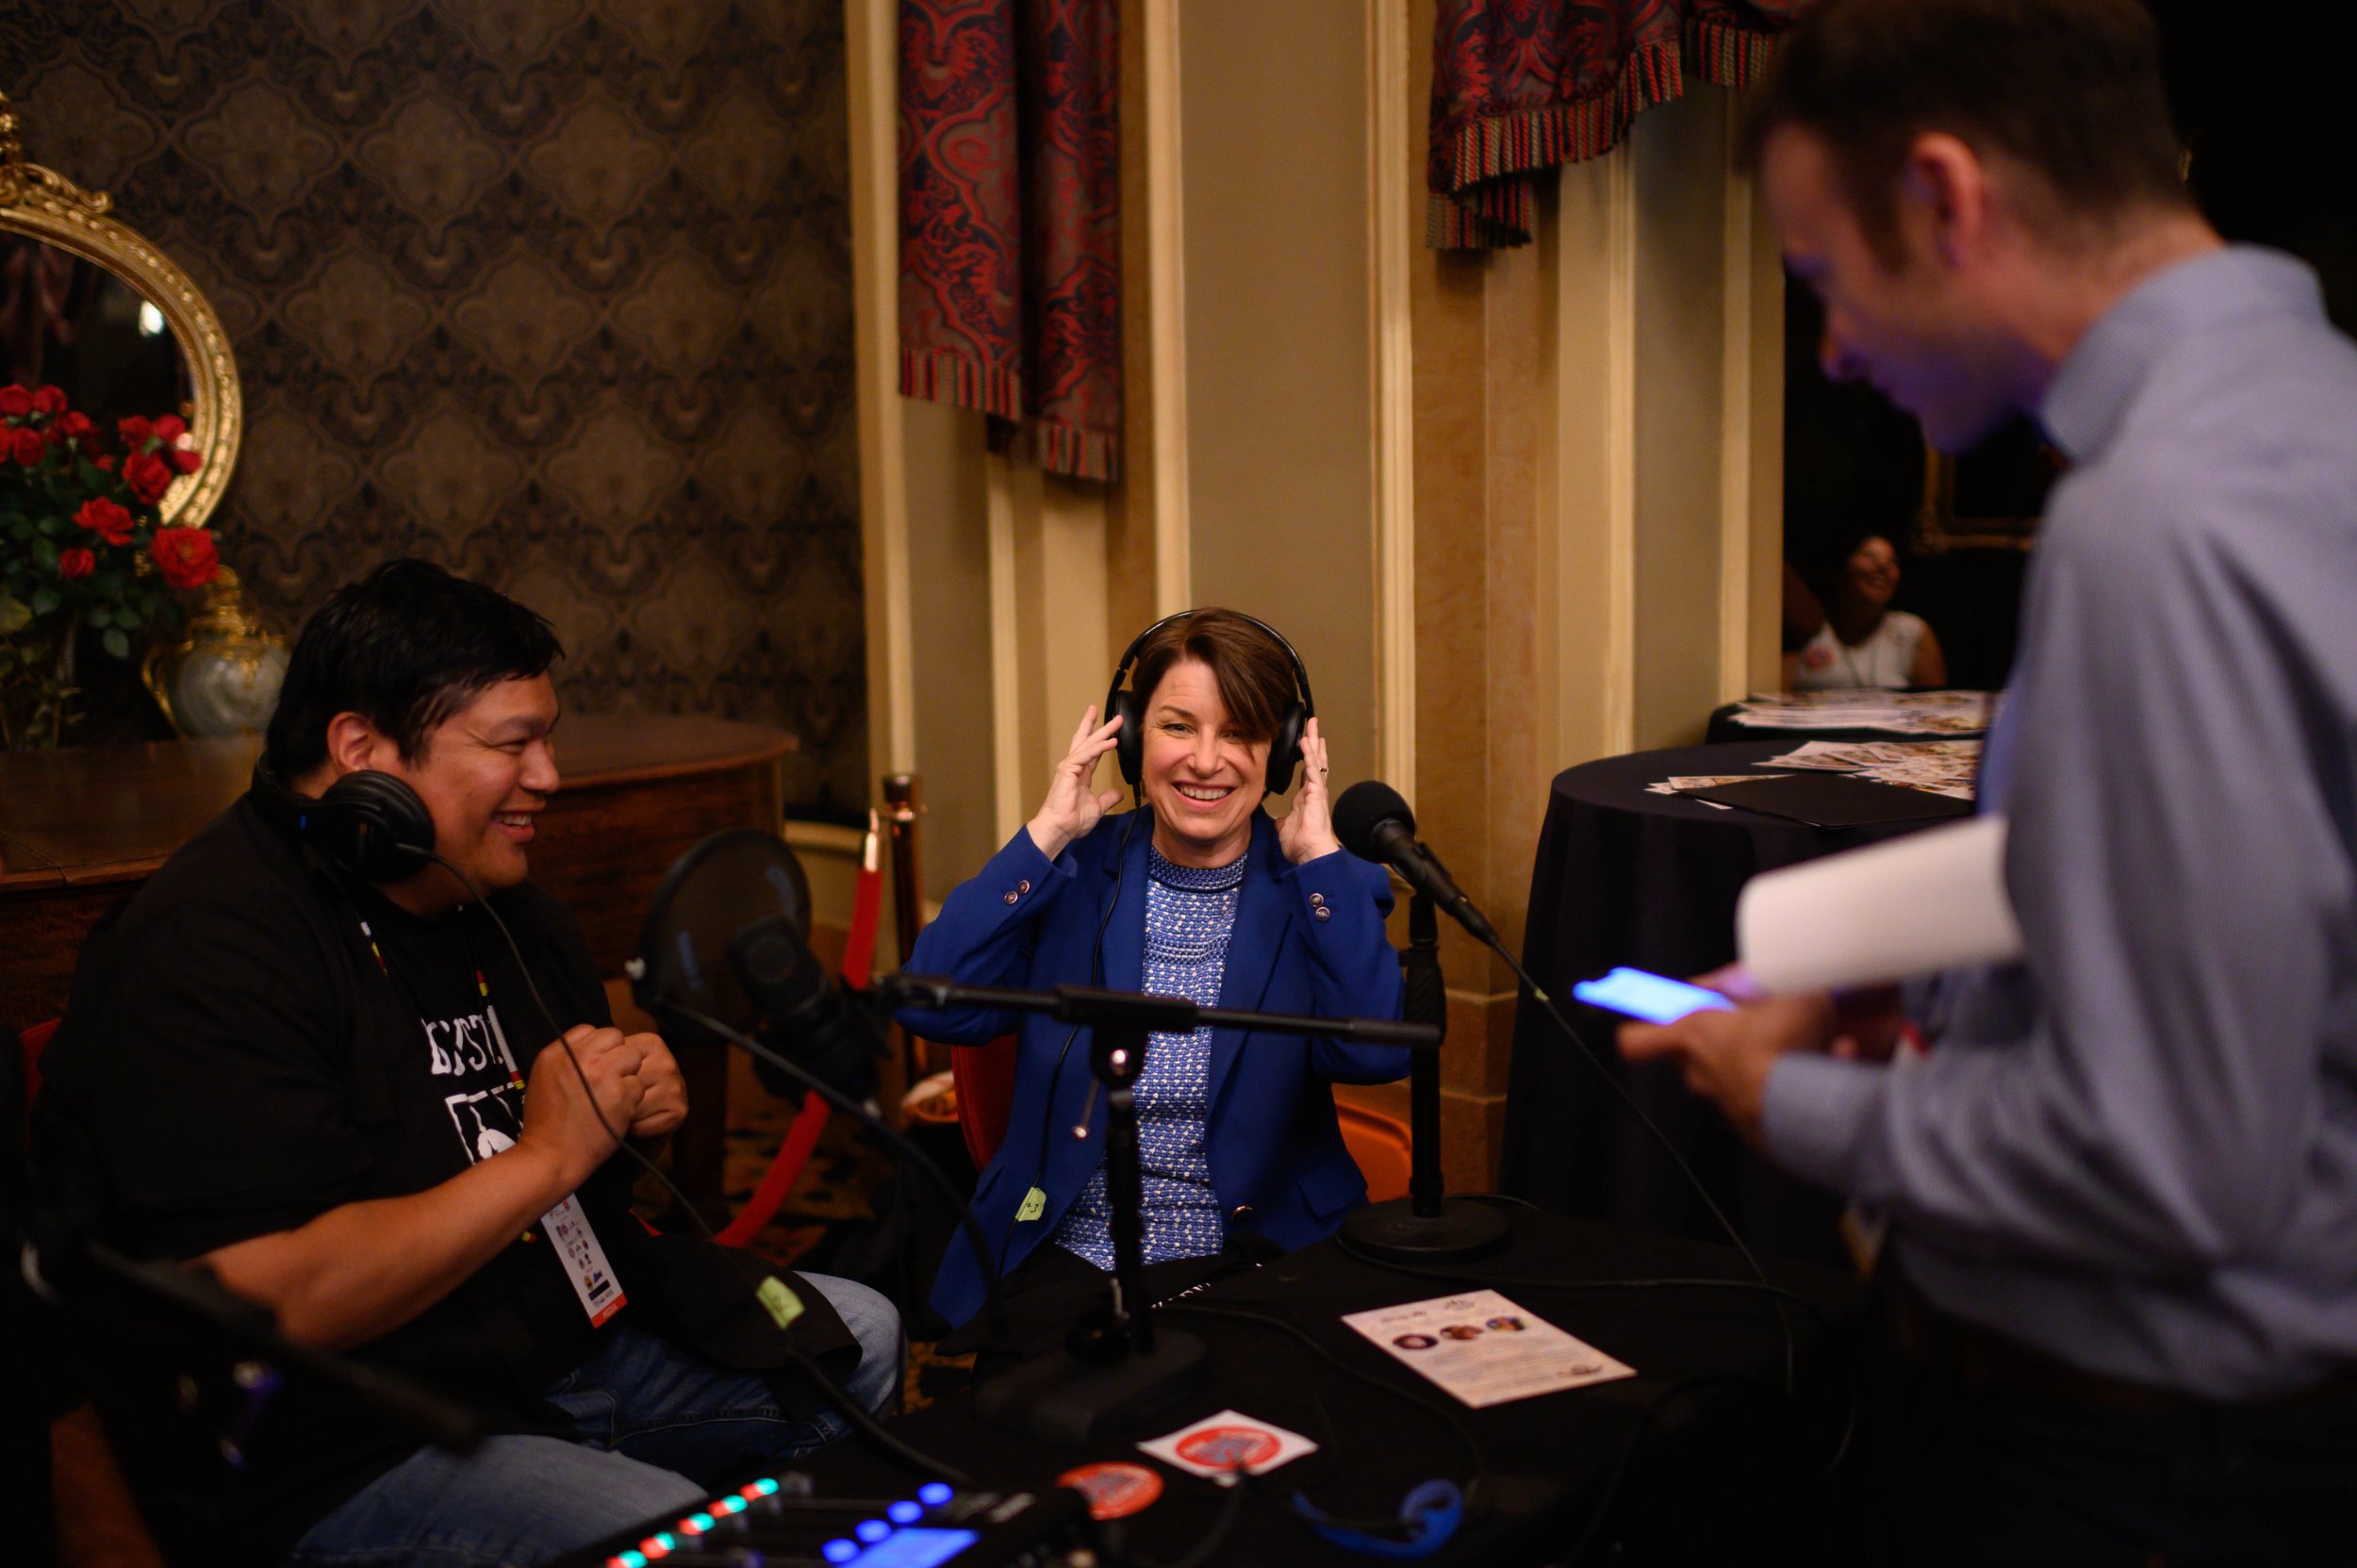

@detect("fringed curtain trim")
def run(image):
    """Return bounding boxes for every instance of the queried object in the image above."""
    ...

[899,347,1025,425]
[1428,3,1804,252]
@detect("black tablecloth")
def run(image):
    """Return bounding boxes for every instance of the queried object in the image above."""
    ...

[1502,742,1937,1267]
[783,1212,1864,1566]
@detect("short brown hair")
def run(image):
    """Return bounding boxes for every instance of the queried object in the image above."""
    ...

[1127,608,1298,744]
[1743,0,2189,259]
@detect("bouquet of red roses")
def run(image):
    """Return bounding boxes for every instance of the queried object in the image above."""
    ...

[1,381,212,747]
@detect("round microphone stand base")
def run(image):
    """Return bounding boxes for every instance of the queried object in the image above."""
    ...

[973,1328,1210,1445]
[1339,1196,1511,1264]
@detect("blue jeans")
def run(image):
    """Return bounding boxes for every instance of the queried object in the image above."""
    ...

[285,1273,902,1567]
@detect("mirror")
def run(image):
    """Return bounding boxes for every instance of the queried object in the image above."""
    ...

[0,92,240,531]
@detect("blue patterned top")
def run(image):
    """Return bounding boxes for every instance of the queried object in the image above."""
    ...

[1052,844,1243,1268]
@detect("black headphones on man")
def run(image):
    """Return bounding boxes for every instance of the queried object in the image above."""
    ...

[1103,609,1315,796]
[250,756,437,883]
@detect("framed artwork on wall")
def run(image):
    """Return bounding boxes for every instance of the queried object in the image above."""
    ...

[1911,416,2064,554]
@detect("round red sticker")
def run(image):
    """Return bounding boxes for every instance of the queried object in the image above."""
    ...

[1173,1426,1280,1474]
[1057,1461,1165,1520]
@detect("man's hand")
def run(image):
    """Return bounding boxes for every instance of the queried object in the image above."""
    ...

[624,1032,688,1138]
[1619,991,1841,1144]
[518,1024,649,1192]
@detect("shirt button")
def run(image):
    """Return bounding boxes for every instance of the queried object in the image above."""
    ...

[1313,905,1330,921]
[1308,892,1325,907]
[1003,889,1019,904]
[1231,1203,1254,1220]
[1017,879,1031,894]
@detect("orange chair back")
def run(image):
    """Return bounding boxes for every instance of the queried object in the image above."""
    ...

[1338,1100,1414,1203]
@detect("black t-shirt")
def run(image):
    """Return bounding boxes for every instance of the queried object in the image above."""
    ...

[31,795,852,1559]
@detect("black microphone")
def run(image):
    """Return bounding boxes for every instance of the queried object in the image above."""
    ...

[1332,781,1498,947]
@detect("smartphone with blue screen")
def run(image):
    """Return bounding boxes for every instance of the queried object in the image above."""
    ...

[1572,966,1735,1025]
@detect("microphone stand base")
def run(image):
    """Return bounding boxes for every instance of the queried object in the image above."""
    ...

[974,1328,1210,1445]
[1340,1197,1511,1264]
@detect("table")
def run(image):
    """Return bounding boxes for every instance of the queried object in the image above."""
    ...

[1501,742,1940,1266]
[607,1211,1865,1567]
[0,715,794,1219]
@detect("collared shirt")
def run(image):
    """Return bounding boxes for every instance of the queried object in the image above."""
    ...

[1764,246,2357,1399]
[1053,844,1239,1267]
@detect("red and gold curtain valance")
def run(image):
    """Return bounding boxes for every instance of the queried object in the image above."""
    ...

[898,0,1122,481]
[1428,0,1805,250]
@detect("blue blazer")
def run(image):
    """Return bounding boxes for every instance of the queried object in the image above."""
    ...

[899,810,1408,1328]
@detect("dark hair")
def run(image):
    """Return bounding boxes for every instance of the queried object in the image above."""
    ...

[1128,608,1296,744]
[264,559,563,778]
[1743,0,2189,259]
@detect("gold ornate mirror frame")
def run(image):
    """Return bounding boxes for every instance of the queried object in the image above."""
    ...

[0,91,241,531]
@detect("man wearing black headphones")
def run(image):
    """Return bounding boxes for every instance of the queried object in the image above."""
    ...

[33,561,900,1566]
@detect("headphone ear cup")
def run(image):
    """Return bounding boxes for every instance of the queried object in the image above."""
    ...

[1108,687,1146,788]
[317,771,436,883]
[1266,701,1307,796]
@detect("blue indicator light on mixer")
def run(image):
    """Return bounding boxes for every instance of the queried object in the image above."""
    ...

[822,1541,859,1564]
[856,1518,891,1543]
[888,1500,922,1524]
[917,1482,952,1507]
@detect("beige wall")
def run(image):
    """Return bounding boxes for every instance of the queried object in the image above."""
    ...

[1178,0,1378,792]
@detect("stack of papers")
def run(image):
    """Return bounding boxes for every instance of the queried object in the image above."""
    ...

[1730,689,1994,735]
[1645,773,1795,810]
[1759,739,1982,801]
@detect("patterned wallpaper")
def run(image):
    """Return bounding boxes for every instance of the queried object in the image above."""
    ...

[3,0,866,813]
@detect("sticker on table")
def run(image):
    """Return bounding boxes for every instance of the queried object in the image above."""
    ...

[1057,1461,1164,1519]
[1137,1410,1318,1483]
[1342,1290,1635,1408]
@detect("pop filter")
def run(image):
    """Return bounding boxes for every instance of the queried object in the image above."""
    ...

[632,829,879,1097]
[632,828,815,1040]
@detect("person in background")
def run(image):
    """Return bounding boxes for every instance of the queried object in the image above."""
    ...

[898,608,1406,1340]
[1788,529,1948,689]
[1621,0,2357,1561]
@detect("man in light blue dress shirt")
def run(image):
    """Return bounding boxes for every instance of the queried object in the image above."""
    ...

[1622,2,2357,1561]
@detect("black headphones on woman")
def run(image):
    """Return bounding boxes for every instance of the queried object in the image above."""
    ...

[1104,609,1315,796]
[250,755,437,883]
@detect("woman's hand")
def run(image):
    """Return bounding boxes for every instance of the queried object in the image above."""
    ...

[1026,704,1126,862]
[1278,718,1343,865]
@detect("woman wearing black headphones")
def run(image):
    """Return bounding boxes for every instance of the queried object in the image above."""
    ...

[899,608,1408,1337]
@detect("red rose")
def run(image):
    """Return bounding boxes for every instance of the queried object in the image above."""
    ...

[0,385,31,418]
[9,427,47,466]
[51,411,95,447]
[31,385,66,416]
[58,547,95,581]
[169,444,205,475]
[124,450,175,504]
[151,526,219,590]
[117,416,152,448]
[153,414,187,443]
[74,497,137,546]
[95,454,115,471]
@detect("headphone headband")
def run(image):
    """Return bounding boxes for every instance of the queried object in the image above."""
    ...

[1109,609,1316,722]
